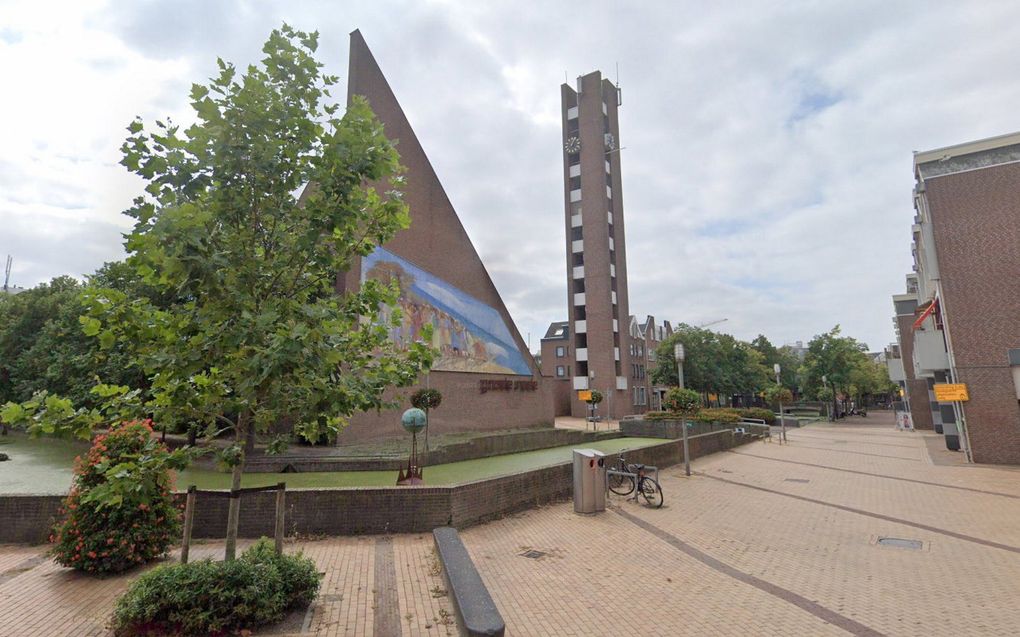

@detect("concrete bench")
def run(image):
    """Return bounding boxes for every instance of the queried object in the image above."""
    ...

[433,526,506,636]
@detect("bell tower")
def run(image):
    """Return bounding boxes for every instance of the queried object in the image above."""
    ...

[560,72,632,419]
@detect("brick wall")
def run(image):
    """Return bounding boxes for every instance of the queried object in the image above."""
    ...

[926,162,1020,462]
[0,495,63,543]
[0,431,755,544]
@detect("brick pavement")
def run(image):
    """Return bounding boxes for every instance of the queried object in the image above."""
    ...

[462,411,1020,636]
[3,411,1020,636]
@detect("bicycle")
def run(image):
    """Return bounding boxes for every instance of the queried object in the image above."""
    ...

[607,451,663,508]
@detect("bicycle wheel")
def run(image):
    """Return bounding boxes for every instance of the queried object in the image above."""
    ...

[608,471,635,496]
[638,477,663,508]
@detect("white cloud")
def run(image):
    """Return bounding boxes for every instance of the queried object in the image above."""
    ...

[3,0,1019,354]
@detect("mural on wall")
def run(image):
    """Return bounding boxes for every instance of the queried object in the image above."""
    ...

[362,247,532,375]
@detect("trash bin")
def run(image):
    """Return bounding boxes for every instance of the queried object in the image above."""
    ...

[572,449,606,514]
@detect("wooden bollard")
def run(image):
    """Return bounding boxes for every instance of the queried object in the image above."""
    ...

[181,485,197,564]
[274,482,286,555]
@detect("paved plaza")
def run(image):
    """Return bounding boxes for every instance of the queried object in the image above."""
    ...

[3,411,1020,635]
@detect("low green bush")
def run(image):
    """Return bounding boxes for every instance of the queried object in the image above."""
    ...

[112,538,321,636]
[735,407,776,424]
[241,538,321,608]
[691,408,741,424]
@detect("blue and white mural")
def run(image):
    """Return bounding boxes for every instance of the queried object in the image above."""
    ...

[362,247,532,375]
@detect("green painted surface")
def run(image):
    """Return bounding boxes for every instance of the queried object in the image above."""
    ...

[0,434,662,494]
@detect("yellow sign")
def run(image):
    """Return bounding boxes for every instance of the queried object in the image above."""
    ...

[934,383,969,402]
[577,390,592,402]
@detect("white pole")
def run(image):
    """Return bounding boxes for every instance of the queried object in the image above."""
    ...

[775,363,786,444]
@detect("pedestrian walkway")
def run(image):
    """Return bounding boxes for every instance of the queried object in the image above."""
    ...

[3,411,1020,635]
[461,411,1020,636]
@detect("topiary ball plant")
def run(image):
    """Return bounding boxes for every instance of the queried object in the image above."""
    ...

[50,420,185,574]
[410,388,442,411]
[664,387,701,415]
[586,389,604,405]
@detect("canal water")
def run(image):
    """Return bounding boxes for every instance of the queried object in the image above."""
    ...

[0,434,661,493]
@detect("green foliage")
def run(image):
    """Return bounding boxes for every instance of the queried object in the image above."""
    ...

[799,326,890,406]
[651,325,770,397]
[586,389,604,405]
[736,407,776,424]
[79,24,435,455]
[1,385,144,441]
[764,386,794,405]
[663,387,701,414]
[410,388,442,411]
[50,421,192,573]
[113,538,321,636]
[690,408,742,424]
[240,538,321,608]
[749,335,801,390]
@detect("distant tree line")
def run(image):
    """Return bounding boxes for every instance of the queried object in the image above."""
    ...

[649,323,896,410]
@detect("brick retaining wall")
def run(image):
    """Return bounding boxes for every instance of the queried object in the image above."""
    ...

[1,430,757,544]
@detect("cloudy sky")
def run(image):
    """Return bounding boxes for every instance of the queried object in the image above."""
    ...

[3,1,1019,353]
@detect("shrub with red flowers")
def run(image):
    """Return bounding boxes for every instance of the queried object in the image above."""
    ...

[51,420,193,574]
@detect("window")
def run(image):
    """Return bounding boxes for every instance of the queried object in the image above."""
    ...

[556,365,565,377]
[556,346,565,358]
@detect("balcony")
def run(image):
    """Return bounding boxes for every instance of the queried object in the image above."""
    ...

[572,265,584,279]
[614,347,620,361]
[576,348,588,362]
[913,329,949,375]
[570,189,581,203]
[572,376,588,390]
[887,357,906,382]
[608,211,613,224]
[569,163,580,178]
[612,319,618,332]
[573,292,586,306]
[575,320,587,334]
[611,291,617,304]
[610,264,616,277]
[616,376,628,390]
[606,186,612,199]
[571,214,582,228]
[571,239,583,253]
[609,237,615,250]
[567,106,578,119]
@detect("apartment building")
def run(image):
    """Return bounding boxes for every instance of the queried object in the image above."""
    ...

[888,131,1020,463]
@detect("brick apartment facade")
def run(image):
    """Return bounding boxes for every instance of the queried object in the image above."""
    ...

[335,31,554,443]
[541,314,673,417]
[889,132,1020,464]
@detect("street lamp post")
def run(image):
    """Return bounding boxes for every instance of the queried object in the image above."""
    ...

[774,363,786,443]
[674,343,690,477]
[822,374,831,421]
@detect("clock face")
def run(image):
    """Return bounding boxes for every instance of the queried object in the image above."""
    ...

[564,136,581,154]
[604,133,616,151]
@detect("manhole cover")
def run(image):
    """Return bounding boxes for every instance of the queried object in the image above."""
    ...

[784,478,810,483]
[877,537,923,550]
[521,550,546,559]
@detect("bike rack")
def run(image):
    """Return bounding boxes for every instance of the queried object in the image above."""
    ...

[606,465,659,502]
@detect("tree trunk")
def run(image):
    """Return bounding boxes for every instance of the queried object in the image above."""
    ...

[244,423,256,455]
[224,412,248,562]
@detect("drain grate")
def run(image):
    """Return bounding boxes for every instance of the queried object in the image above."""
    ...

[877,537,923,550]
[784,478,810,483]
[521,550,547,559]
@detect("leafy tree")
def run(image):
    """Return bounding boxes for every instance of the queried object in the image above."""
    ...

[651,325,770,402]
[750,334,800,390]
[81,25,434,559]
[799,325,869,416]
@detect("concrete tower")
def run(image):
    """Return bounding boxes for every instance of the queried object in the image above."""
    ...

[560,71,632,419]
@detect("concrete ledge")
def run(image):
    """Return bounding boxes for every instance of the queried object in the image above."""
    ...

[433,527,505,637]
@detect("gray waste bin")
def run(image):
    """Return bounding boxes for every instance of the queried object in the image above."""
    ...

[572,449,607,513]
